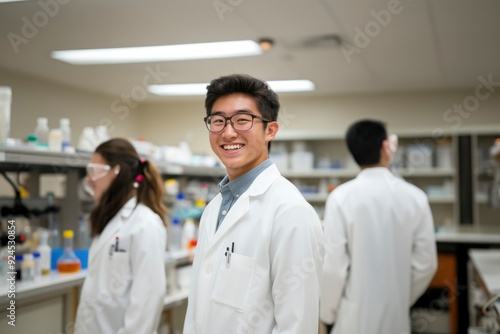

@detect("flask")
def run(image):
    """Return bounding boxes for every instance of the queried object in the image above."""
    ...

[168,217,182,252]
[37,229,52,276]
[0,86,12,146]
[57,230,81,274]
[48,128,62,152]
[59,118,71,151]
[34,117,49,149]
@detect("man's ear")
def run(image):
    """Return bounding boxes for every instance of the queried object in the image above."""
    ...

[266,121,279,141]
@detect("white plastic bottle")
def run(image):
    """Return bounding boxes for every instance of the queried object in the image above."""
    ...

[168,217,182,252]
[37,230,52,276]
[182,218,197,251]
[34,117,49,150]
[59,118,71,152]
[48,128,62,152]
[0,86,12,146]
[78,214,90,249]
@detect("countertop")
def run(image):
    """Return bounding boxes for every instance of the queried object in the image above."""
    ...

[469,249,500,318]
[1,250,193,306]
[0,270,86,304]
[435,226,500,244]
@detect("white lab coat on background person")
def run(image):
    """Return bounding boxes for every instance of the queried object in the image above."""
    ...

[184,164,325,334]
[320,168,437,334]
[75,197,167,334]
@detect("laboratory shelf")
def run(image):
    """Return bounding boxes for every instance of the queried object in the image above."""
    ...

[280,169,359,179]
[0,147,91,171]
[302,193,329,202]
[156,163,226,177]
[427,195,456,204]
[397,168,455,177]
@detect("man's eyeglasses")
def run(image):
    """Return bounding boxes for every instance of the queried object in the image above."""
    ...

[86,163,111,181]
[204,113,270,133]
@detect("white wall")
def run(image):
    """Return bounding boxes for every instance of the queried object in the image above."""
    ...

[137,89,500,156]
[3,68,500,155]
[0,68,140,145]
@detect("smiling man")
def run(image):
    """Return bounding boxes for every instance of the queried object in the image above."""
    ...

[183,74,324,334]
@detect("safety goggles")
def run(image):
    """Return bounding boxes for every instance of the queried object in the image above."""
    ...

[388,134,398,153]
[86,163,111,181]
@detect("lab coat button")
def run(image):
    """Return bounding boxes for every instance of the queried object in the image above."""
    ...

[222,210,227,216]
[205,264,212,274]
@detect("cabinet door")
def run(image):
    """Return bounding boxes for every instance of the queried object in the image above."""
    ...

[474,133,500,226]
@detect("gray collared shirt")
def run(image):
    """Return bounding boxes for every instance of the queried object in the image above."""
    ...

[216,158,273,231]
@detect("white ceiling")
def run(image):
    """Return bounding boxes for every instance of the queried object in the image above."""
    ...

[1,0,500,102]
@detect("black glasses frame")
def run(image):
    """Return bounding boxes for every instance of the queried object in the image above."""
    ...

[203,113,270,133]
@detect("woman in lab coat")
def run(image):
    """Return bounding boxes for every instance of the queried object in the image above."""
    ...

[74,138,167,334]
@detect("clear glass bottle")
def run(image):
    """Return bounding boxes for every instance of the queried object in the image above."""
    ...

[57,230,81,274]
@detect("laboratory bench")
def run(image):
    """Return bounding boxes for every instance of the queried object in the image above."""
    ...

[422,226,500,334]
[468,249,500,332]
[0,250,193,333]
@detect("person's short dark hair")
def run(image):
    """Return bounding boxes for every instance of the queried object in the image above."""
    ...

[205,74,280,152]
[205,74,280,121]
[346,120,387,167]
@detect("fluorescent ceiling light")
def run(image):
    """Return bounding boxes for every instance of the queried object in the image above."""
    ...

[51,40,262,65]
[268,80,315,92]
[148,80,315,96]
[148,84,209,96]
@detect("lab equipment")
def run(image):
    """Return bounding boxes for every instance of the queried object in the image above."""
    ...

[34,117,49,149]
[21,252,35,281]
[59,118,71,151]
[78,214,90,249]
[0,86,11,146]
[182,218,197,251]
[48,128,62,152]
[33,251,41,277]
[57,230,81,274]
[46,192,60,248]
[37,229,51,276]
[168,217,182,251]
[490,139,500,208]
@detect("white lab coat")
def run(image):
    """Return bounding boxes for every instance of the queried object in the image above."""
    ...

[184,164,324,334]
[75,197,167,334]
[320,168,437,334]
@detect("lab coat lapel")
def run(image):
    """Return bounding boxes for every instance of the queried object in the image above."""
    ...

[89,197,136,264]
[207,164,281,248]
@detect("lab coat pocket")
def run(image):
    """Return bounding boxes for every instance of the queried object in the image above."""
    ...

[107,252,132,296]
[211,253,256,313]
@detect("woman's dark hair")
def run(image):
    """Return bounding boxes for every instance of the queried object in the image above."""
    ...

[345,120,387,167]
[89,138,167,236]
[205,74,280,151]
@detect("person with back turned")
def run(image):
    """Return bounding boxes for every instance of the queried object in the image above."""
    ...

[320,119,437,334]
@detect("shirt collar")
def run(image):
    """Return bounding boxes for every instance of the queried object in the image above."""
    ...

[219,159,273,196]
